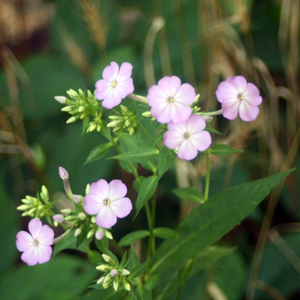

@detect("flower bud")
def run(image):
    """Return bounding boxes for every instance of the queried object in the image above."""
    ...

[97,277,105,285]
[17,204,28,211]
[87,229,95,239]
[59,167,69,180]
[53,214,64,224]
[122,269,130,276]
[102,254,114,264]
[95,230,104,240]
[104,230,113,240]
[54,96,67,104]
[123,280,131,291]
[61,106,73,112]
[72,194,82,204]
[78,212,86,220]
[113,277,119,291]
[107,120,119,128]
[142,111,152,118]
[110,269,118,277]
[40,185,49,202]
[91,216,96,223]
[74,228,82,237]
[96,264,111,272]
[61,208,72,215]
[66,116,77,124]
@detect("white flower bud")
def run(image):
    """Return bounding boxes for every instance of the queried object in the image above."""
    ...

[54,96,67,104]
[95,230,104,240]
[61,208,72,215]
[74,228,82,237]
[122,269,130,276]
[66,116,77,124]
[59,166,69,180]
[110,269,118,277]
[96,264,111,272]
[78,212,86,220]
[102,254,114,264]
[17,204,28,211]
[97,277,105,285]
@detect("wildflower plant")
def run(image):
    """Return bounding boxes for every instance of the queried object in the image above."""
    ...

[15,61,294,299]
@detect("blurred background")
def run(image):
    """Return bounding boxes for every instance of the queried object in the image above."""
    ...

[0,0,299,299]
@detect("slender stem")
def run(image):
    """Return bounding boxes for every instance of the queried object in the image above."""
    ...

[127,93,148,105]
[199,109,223,116]
[111,239,124,256]
[151,195,156,254]
[204,150,210,201]
[53,229,71,244]
[145,203,153,259]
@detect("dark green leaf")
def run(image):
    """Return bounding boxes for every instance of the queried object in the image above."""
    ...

[153,227,178,239]
[205,124,222,135]
[150,169,295,274]
[110,147,159,163]
[172,187,204,203]
[158,146,176,179]
[209,144,243,156]
[135,176,158,216]
[84,142,113,165]
[135,286,152,300]
[119,230,150,246]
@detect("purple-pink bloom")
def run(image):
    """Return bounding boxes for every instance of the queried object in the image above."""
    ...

[147,76,196,124]
[215,76,262,122]
[16,219,54,266]
[95,62,134,109]
[164,114,212,160]
[84,179,132,228]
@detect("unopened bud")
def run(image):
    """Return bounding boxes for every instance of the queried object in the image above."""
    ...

[85,184,90,195]
[142,111,152,118]
[66,116,77,124]
[123,280,131,291]
[97,277,105,285]
[122,269,130,276]
[59,166,69,180]
[102,254,114,264]
[74,228,82,237]
[87,229,95,239]
[54,96,67,104]
[91,216,96,223]
[40,185,49,202]
[78,106,85,112]
[104,230,113,240]
[95,230,104,240]
[72,194,82,204]
[17,204,28,211]
[96,264,111,272]
[53,214,64,224]
[61,106,73,112]
[107,120,119,128]
[78,212,86,220]
[113,277,119,291]
[110,269,118,277]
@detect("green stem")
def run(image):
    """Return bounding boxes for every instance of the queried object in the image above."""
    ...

[204,150,210,201]
[151,195,156,254]
[128,93,148,105]
[111,239,124,256]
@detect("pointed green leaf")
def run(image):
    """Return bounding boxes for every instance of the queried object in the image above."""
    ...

[150,169,295,274]
[158,146,176,178]
[135,176,158,215]
[153,227,179,239]
[209,144,243,156]
[172,187,204,203]
[205,124,222,135]
[119,230,150,246]
[135,286,152,300]
[110,146,159,163]
[84,142,113,165]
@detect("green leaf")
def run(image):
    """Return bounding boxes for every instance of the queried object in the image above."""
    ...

[84,142,113,165]
[87,250,104,265]
[149,169,295,274]
[135,176,159,216]
[127,245,141,270]
[135,286,152,300]
[0,256,97,300]
[153,227,179,239]
[110,146,159,163]
[205,124,222,135]
[172,187,204,203]
[158,146,176,179]
[119,230,150,246]
[209,144,243,156]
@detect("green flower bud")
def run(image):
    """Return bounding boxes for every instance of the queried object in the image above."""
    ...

[96,264,111,272]
[66,116,77,124]
[74,228,82,237]
[102,254,114,264]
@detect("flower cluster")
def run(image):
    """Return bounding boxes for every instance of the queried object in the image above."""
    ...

[96,254,131,291]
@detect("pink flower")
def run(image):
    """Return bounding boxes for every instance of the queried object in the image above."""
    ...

[16,219,54,266]
[164,114,212,160]
[216,76,262,121]
[147,76,196,123]
[95,62,134,109]
[84,179,132,228]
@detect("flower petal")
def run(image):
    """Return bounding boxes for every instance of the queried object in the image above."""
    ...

[16,231,33,252]
[84,194,104,215]
[177,139,198,160]
[232,76,247,93]
[165,76,182,96]
[150,102,172,123]
[164,130,184,150]
[95,79,110,100]
[187,114,206,134]
[110,197,132,218]
[244,83,262,105]
[116,78,134,98]
[103,62,119,81]
[28,219,43,239]
[90,179,109,197]
[36,244,52,264]
[102,88,122,109]
[170,103,192,123]
[216,80,238,103]
[175,83,196,105]
[38,225,54,246]
[239,101,259,121]
[96,206,117,228]
[21,246,38,266]
[191,131,212,151]
[147,85,167,106]
[222,98,240,120]
[117,62,133,81]
[108,180,127,201]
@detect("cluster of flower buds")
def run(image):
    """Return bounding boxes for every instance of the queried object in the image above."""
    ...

[17,186,51,218]
[107,105,137,135]
[96,254,131,291]
[56,89,103,133]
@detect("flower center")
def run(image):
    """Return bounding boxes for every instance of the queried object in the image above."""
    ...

[238,93,244,101]
[33,239,39,247]
[167,97,175,104]
[104,199,111,206]
[111,80,117,88]
[184,133,190,139]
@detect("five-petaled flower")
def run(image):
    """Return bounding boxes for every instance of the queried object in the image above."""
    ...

[95,62,134,109]
[147,76,196,124]
[216,76,262,122]
[84,179,132,228]
[164,114,212,160]
[16,219,54,266]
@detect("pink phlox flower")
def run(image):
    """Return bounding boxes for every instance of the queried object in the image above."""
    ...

[164,114,212,161]
[84,179,132,228]
[16,219,54,266]
[95,62,134,109]
[147,76,196,123]
[216,75,262,122]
